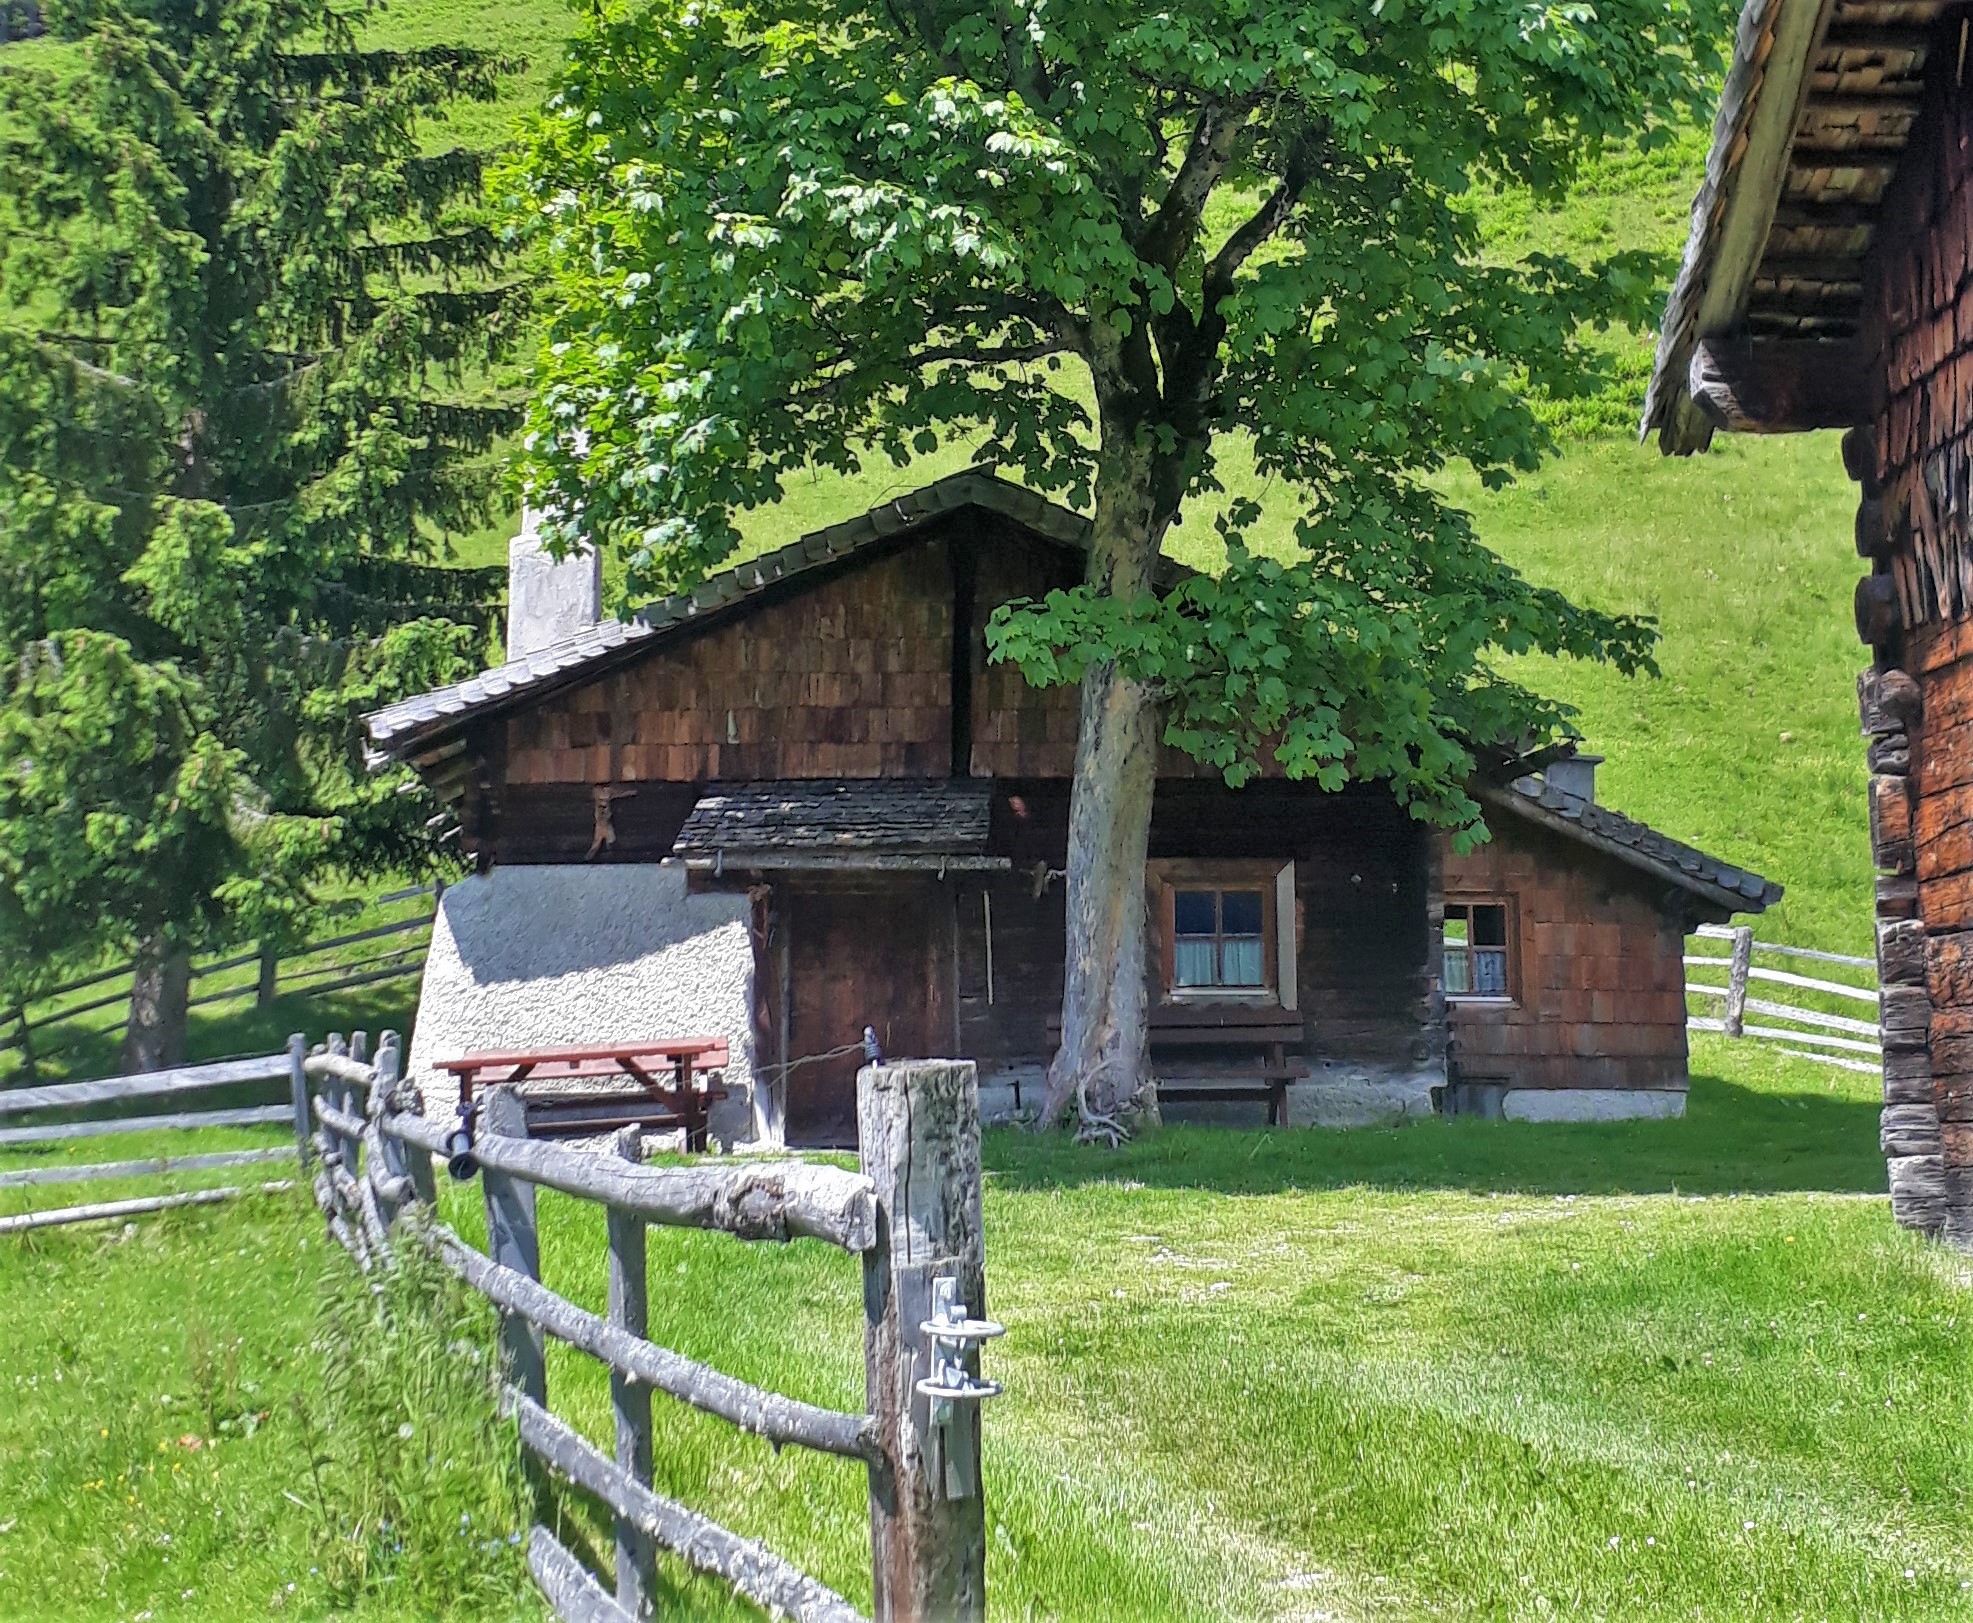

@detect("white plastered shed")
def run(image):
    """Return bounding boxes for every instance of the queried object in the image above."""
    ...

[405,862,763,1145]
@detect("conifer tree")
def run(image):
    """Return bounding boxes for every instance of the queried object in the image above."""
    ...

[0,0,522,1068]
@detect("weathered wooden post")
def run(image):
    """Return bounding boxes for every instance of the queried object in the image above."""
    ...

[256,940,280,1008]
[857,1059,988,1623]
[287,1032,311,1167]
[1724,925,1755,1039]
[480,1084,547,1406]
[324,1033,359,1170]
[346,1031,370,1177]
[369,1035,407,1229]
[606,1123,657,1617]
[391,1036,439,1210]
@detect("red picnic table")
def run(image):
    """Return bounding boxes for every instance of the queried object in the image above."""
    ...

[438,1037,731,1152]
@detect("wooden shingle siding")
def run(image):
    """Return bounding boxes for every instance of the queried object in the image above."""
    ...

[1443,819,1689,1090]
[506,541,961,784]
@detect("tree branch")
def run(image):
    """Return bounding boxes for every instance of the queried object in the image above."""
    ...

[1202,130,1327,302]
[30,339,142,392]
[1136,100,1254,271]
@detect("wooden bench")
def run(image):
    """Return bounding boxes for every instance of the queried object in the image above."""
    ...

[438,1039,731,1152]
[1043,1006,1309,1126]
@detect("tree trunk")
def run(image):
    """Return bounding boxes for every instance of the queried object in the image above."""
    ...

[121,937,190,1074]
[1038,432,1174,1132]
[1038,660,1160,1129]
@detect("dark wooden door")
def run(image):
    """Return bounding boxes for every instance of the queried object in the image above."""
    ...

[786,882,952,1148]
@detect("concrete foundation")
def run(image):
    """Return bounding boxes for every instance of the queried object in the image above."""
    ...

[1286,1064,1443,1128]
[976,1060,1444,1130]
[407,862,761,1145]
[1500,1087,1686,1123]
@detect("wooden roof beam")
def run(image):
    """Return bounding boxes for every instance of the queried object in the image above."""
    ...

[1770,199,1881,228]
[1687,336,1864,434]
[1754,253,1871,283]
[1817,25,1935,55]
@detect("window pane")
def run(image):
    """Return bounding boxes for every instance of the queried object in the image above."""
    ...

[1444,946,1470,996]
[1443,915,1469,946]
[1473,905,1508,948]
[1174,939,1217,986]
[1473,947,1508,995]
[1220,889,1264,936]
[1221,937,1265,986]
[1173,890,1216,937]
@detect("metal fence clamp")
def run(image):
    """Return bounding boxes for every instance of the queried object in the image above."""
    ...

[916,1274,1003,1500]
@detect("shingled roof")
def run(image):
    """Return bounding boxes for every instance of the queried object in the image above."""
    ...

[1481,775,1782,915]
[671,780,1008,872]
[1643,0,1951,451]
[364,468,1093,759]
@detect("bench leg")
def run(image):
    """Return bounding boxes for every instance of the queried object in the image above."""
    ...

[1269,1082,1285,1129]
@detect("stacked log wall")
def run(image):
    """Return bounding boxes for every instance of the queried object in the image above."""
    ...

[953,781,1436,1071]
[1851,69,1972,1245]
[1442,820,1690,1092]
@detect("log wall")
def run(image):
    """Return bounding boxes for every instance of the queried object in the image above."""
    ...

[1849,69,1973,1246]
[951,781,1438,1072]
[1442,819,1690,1091]
[1858,47,1973,631]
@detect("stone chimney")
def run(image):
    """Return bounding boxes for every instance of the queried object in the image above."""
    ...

[1544,752,1603,804]
[506,503,600,660]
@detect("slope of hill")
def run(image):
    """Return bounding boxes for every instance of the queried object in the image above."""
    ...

[9,1,1877,951]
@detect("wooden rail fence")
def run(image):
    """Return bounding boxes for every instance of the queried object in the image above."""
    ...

[0,1051,300,1233]
[1685,923,1882,1073]
[2,883,441,1076]
[303,1031,997,1623]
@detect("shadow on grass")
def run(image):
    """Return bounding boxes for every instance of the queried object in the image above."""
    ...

[983,1072,1888,1199]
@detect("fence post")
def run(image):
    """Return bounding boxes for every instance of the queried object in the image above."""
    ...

[257,940,280,1008]
[324,1034,357,1170]
[857,1059,987,1623]
[370,1036,406,1230]
[606,1123,656,1618]
[391,1033,438,1209]
[11,1004,36,1082]
[288,1033,311,1167]
[480,1084,547,1407]
[1725,925,1755,1039]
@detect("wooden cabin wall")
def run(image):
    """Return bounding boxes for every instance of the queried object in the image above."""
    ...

[1442,821,1689,1091]
[505,539,964,786]
[1851,67,1973,1245]
[954,781,1435,1070]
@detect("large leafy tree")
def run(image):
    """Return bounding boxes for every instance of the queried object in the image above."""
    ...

[515,0,1728,1129]
[0,0,520,1070]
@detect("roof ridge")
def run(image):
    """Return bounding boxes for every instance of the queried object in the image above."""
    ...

[1486,776,1780,913]
[365,470,1091,751]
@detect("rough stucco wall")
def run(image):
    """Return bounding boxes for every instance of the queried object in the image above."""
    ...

[407,862,760,1144]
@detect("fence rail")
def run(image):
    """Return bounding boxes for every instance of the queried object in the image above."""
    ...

[0,1049,300,1229]
[304,1032,996,1623]
[1,884,442,1076]
[1686,923,1883,1073]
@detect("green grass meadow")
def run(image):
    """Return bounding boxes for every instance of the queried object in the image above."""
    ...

[4,1038,1970,1622]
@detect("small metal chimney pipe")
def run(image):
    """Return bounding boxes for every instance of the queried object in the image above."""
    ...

[507,503,601,660]
[1544,753,1603,804]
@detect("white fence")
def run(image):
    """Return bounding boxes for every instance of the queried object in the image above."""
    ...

[1686,923,1882,1074]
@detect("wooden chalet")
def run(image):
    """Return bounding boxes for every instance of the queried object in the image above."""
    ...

[369,471,1777,1147]
[1644,0,1973,1244]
